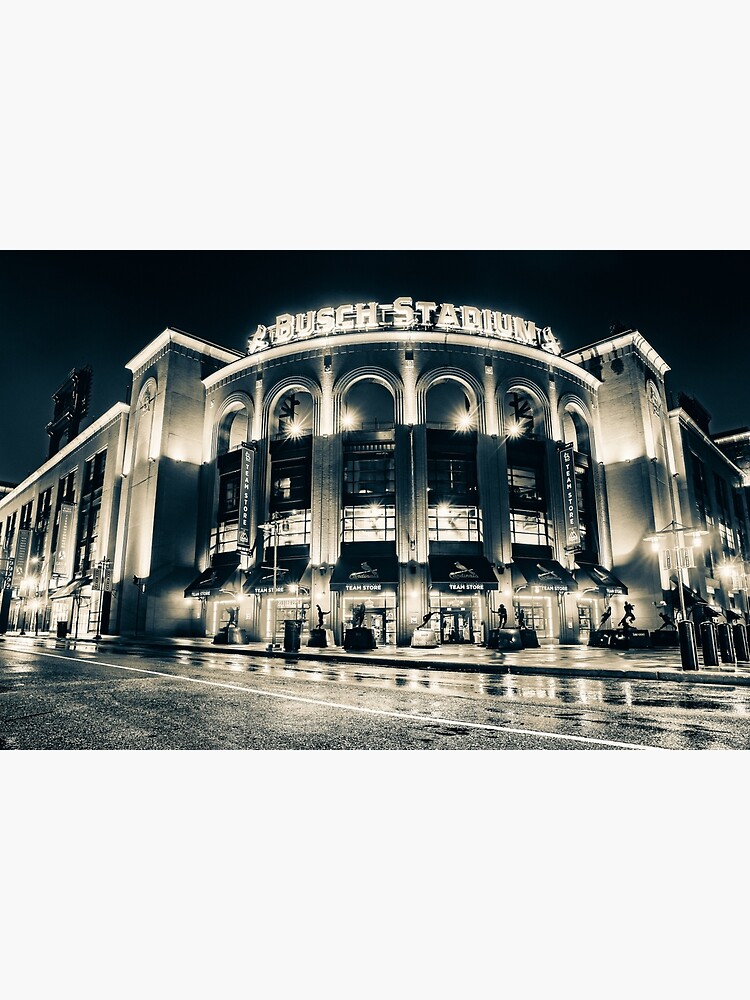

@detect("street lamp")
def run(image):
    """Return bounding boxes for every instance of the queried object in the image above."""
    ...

[644,520,708,669]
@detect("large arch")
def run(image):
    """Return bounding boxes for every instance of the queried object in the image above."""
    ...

[333,367,403,429]
[212,392,254,459]
[418,368,485,433]
[496,377,552,440]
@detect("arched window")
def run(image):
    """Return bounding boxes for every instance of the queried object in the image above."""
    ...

[562,408,591,455]
[504,389,538,440]
[217,407,250,456]
[425,380,481,543]
[562,405,597,560]
[341,381,394,432]
[341,380,396,543]
[272,390,313,440]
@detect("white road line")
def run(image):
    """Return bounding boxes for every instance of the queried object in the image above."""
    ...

[16,647,656,750]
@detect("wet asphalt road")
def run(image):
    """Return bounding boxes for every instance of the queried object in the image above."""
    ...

[2,637,750,749]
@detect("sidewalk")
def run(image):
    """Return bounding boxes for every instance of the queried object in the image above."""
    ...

[5,630,750,687]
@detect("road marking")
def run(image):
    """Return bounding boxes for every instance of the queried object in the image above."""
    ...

[13,647,656,750]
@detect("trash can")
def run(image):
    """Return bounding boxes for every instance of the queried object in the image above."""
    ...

[56,621,68,639]
[283,619,301,653]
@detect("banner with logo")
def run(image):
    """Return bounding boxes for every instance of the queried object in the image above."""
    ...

[54,502,76,577]
[559,445,581,549]
[238,445,253,550]
[11,529,31,588]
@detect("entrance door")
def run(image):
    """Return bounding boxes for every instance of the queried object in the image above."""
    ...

[440,608,474,643]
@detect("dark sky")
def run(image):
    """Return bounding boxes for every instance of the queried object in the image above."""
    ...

[1,251,748,484]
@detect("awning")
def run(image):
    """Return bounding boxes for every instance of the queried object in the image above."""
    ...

[428,555,499,592]
[330,555,399,592]
[184,554,241,599]
[50,577,91,600]
[512,558,577,593]
[244,559,310,595]
[575,562,628,596]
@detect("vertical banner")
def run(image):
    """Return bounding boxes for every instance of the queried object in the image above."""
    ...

[3,557,16,590]
[103,560,113,592]
[560,444,581,549]
[238,444,253,550]
[54,502,76,577]
[11,529,31,588]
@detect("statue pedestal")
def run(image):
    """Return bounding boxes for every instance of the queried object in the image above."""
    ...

[307,628,327,648]
[519,628,540,648]
[411,627,439,648]
[495,628,523,651]
[344,627,376,651]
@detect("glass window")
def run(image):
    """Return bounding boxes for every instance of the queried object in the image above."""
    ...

[428,505,483,543]
[342,505,395,543]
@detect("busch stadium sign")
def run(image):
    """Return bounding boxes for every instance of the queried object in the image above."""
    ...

[248,297,561,357]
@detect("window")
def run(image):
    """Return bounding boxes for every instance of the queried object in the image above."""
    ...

[508,460,550,548]
[428,505,482,543]
[342,505,395,543]
[344,444,395,498]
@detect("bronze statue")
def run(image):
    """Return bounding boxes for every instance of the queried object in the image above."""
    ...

[617,602,635,628]
[352,603,366,628]
[316,604,330,630]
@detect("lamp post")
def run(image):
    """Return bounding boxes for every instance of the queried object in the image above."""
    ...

[258,512,285,646]
[644,520,708,669]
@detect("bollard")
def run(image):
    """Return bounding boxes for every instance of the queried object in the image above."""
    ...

[717,622,736,666]
[678,619,699,670]
[731,623,750,663]
[699,620,719,667]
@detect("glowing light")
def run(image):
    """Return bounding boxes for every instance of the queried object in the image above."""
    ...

[456,412,473,431]
[287,420,303,438]
[341,411,356,430]
[507,421,522,438]
[437,504,451,518]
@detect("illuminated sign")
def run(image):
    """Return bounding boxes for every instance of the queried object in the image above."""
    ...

[345,582,383,592]
[238,445,253,550]
[248,296,561,357]
[559,445,581,549]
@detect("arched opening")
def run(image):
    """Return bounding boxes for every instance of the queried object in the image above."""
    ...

[562,405,598,562]
[341,379,396,544]
[504,388,550,554]
[425,380,481,544]
[504,389,539,440]
[341,381,394,432]
[211,401,253,554]
[217,407,250,456]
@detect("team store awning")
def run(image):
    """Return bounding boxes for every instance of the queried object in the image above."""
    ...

[184,553,241,599]
[330,555,399,592]
[428,555,500,592]
[244,559,311,595]
[574,562,628,596]
[511,559,577,593]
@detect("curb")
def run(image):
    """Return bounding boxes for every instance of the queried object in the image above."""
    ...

[14,633,747,687]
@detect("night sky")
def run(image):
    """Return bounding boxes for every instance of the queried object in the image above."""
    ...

[2,250,748,485]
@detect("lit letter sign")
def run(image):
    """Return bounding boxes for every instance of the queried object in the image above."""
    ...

[246,297,562,357]
[559,444,581,550]
[238,444,253,550]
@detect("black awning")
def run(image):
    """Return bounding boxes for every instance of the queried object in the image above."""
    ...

[575,562,628,596]
[512,558,577,593]
[330,555,399,592]
[428,555,499,592]
[244,559,309,595]
[50,577,91,600]
[184,554,241,599]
